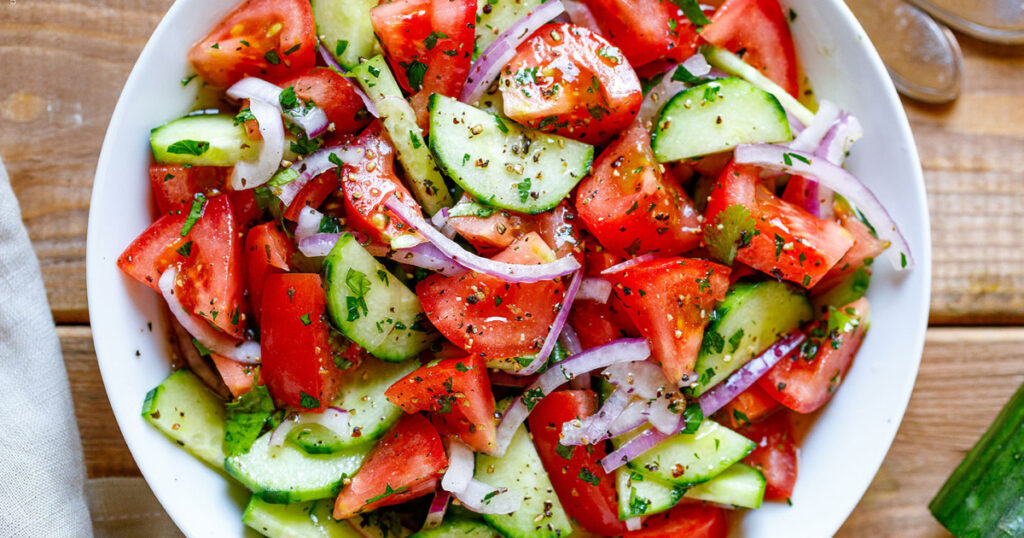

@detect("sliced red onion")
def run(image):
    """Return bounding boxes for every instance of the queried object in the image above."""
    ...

[277,145,363,207]
[229,98,285,190]
[789,100,841,153]
[269,407,349,448]
[576,277,612,303]
[514,270,583,376]
[455,479,520,514]
[460,0,566,105]
[295,207,324,242]
[818,113,864,166]
[626,517,642,531]
[442,439,475,494]
[582,388,631,441]
[298,233,341,258]
[699,330,805,416]
[431,207,456,240]
[645,395,681,435]
[734,144,913,269]
[170,318,230,399]
[561,0,600,31]
[423,490,451,529]
[603,360,668,399]
[227,77,329,139]
[601,426,668,473]
[385,196,581,282]
[609,399,649,437]
[316,41,379,118]
[493,338,650,456]
[158,268,260,364]
[558,325,583,356]
[389,242,465,276]
[600,253,658,276]
[638,53,713,125]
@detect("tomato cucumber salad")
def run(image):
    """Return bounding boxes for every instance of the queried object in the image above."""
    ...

[119,0,913,535]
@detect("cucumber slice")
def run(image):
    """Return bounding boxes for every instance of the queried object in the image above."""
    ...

[474,0,544,59]
[141,369,227,470]
[352,56,453,216]
[225,431,370,504]
[812,267,871,314]
[428,94,593,214]
[291,358,419,454]
[651,77,791,162]
[688,280,813,396]
[410,518,503,538]
[474,426,573,538]
[685,463,765,509]
[348,512,414,538]
[323,234,432,362]
[703,45,815,127]
[311,0,380,70]
[243,497,360,538]
[150,114,258,166]
[619,421,755,486]
[615,468,686,519]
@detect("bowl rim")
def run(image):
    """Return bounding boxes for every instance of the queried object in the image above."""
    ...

[86,0,932,535]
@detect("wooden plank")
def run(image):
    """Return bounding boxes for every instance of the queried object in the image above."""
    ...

[1,1,1021,324]
[63,324,1024,534]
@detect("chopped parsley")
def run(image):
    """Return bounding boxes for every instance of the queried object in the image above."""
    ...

[176,240,193,258]
[522,387,545,410]
[517,177,532,202]
[365,483,409,505]
[166,139,209,156]
[704,204,756,265]
[180,194,207,237]
[223,383,276,456]
[264,49,281,65]
[336,40,349,58]
[555,443,574,460]
[680,402,704,434]
[670,0,711,28]
[299,313,312,326]
[775,233,785,260]
[299,391,320,410]
[400,60,428,91]
[423,31,449,50]
[578,467,601,486]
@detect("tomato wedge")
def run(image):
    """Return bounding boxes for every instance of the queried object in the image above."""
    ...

[718,383,781,428]
[704,161,852,288]
[341,122,422,247]
[740,412,798,501]
[187,0,316,88]
[334,414,447,519]
[276,67,371,137]
[624,503,728,538]
[407,0,476,128]
[759,298,870,413]
[243,222,293,326]
[416,233,566,360]
[282,171,340,222]
[609,258,730,384]
[371,0,433,93]
[117,214,189,293]
[448,199,581,260]
[385,355,497,453]
[211,354,260,398]
[148,164,261,226]
[568,298,639,350]
[528,390,627,536]
[582,0,701,67]
[260,273,340,411]
[501,23,643,144]
[701,0,800,96]
[812,205,886,294]
[577,121,701,258]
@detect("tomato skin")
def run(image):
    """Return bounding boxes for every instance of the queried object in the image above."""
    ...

[739,412,798,501]
[759,298,870,414]
[701,0,800,96]
[417,233,565,359]
[341,123,422,247]
[501,23,643,144]
[148,165,261,226]
[719,383,781,428]
[117,213,189,293]
[577,122,701,258]
[277,67,370,136]
[259,273,340,411]
[282,171,340,222]
[371,0,433,93]
[704,161,852,288]
[385,356,496,453]
[448,199,581,260]
[407,0,477,128]
[187,0,316,88]
[211,354,260,397]
[569,298,639,350]
[812,206,886,294]
[582,0,701,67]
[624,503,728,538]
[334,414,448,519]
[527,390,627,536]
[609,258,730,384]
[583,235,625,276]
[243,223,294,326]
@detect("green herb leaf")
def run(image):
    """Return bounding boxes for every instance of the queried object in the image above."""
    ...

[555,443,574,460]
[336,40,349,58]
[180,194,207,237]
[264,49,281,65]
[167,139,210,156]
[299,391,320,410]
[299,313,312,326]
[401,60,428,91]
[517,177,532,202]
[345,268,372,297]
[670,0,711,27]
[680,402,704,434]
[224,384,276,457]
[423,31,449,50]
[578,467,601,486]
[365,483,410,505]
[704,204,756,265]
[176,240,193,258]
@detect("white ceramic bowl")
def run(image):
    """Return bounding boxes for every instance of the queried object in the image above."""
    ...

[86,0,931,536]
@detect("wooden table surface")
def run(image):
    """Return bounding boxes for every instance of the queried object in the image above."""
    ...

[3,1,1023,536]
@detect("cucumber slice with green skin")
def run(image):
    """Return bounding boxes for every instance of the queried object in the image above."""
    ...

[290,358,419,454]
[687,280,813,397]
[930,382,1024,537]
[225,431,370,504]
[311,0,380,70]
[615,468,687,519]
[651,77,792,162]
[618,421,756,486]
[474,426,573,538]
[428,94,593,215]
[150,114,258,166]
[685,463,765,509]
[141,369,227,470]
[410,518,503,538]
[702,45,815,127]
[812,267,871,315]
[243,497,360,538]
[352,56,453,216]
[323,234,433,362]
[473,0,544,59]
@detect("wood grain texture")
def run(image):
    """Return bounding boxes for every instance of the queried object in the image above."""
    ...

[0,0,1023,324]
